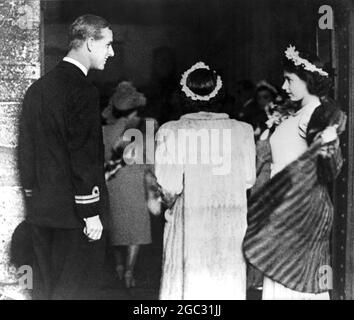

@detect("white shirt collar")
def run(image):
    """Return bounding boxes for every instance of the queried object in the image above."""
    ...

[63,57,88,76]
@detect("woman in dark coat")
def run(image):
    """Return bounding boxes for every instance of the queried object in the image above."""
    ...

[102,82,155,288]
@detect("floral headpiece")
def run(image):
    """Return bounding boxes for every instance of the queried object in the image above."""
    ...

[180,61,223,101]
[285,45,329,77]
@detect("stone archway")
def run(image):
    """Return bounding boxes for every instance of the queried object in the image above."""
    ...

[0,0,40,300]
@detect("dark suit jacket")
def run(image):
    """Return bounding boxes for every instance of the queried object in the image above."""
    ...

[18,61,108,228]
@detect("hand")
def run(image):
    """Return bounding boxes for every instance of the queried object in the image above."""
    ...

[321,125,338,144]
[318,126,339,158]
[83,215,103,241]
[164,209,173,222]
[318,140,339,158]
[147,194,162,216]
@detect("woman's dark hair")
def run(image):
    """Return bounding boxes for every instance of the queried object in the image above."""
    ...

[283,50,332,98]
[181,67,224,113]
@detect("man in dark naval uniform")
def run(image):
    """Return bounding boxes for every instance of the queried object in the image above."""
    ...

[18,15,115,299]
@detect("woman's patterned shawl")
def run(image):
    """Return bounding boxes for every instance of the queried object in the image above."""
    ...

[243,100,346,293]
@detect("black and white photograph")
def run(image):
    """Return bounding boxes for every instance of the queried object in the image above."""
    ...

[0,0,353,304]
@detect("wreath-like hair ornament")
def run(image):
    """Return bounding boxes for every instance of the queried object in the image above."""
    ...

[285,45,329,77]
[180,61,223,101]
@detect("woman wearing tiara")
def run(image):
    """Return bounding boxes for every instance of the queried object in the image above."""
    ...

[151,62,256,299]
[243,45,346,300]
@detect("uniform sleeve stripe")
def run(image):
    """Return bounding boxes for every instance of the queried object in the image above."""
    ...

[75,186,100,201]
[75,197,100,204]
[75,194,99,200]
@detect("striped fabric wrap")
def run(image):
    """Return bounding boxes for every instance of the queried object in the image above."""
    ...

[243,108,346,294]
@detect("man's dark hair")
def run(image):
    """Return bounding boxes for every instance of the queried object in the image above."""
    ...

[68,14,111,50]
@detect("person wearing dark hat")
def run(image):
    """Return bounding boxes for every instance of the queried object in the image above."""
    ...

[102,81,156,288]
[18,14,114,299]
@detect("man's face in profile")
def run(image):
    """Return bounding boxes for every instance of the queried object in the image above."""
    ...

[90,27,115,70]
